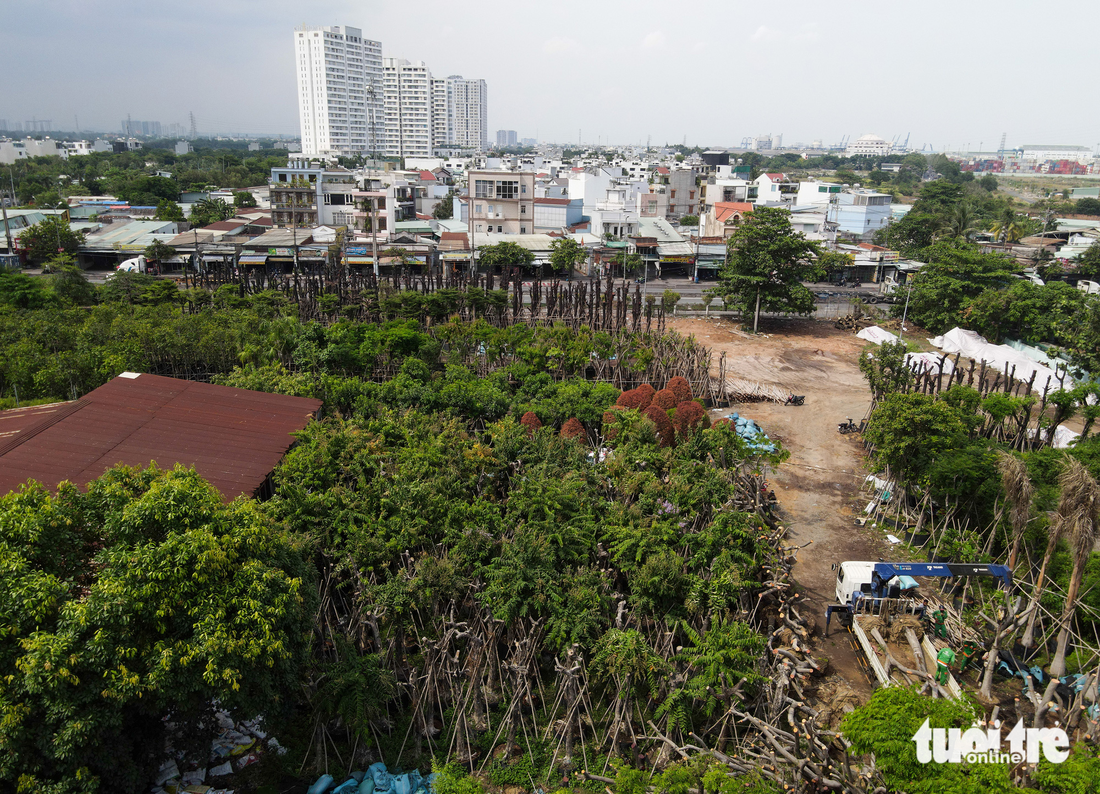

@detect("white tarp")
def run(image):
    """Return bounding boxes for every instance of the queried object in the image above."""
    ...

[930,327,1072,389]
[906,351,955,376]
[856,325,900,345]
[1028,425,1081,449]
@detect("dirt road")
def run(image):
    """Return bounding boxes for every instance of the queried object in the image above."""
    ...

[669,316,891,696]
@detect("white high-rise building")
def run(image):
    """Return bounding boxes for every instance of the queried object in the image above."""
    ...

[383,58,435,159]
[431,78,453,151]
[448,76,488,153]
[294,25,383,157]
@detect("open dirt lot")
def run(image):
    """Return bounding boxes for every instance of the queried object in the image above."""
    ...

[669,316,893,697]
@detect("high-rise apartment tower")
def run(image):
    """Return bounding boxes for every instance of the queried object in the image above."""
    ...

[294,25,383,157]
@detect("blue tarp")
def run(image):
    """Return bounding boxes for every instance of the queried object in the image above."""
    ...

[310,764,436,794]
[725,414,776,453]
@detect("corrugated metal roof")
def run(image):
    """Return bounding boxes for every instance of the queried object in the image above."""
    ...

[0,374,321,502]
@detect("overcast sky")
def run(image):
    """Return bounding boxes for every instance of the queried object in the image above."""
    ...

[3,0,1097,153]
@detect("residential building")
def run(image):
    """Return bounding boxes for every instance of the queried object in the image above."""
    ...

[532,197,583,232]
[657,169,697,219]
[521,137,537,147]
[496,130,518,147]
[383,58,435,159]
[269,159,360,228]
[431,78,452,151]
[846,134,890,157]
[588,185,639,241]
[637,190,669,218]
[467,170,535,234]
[175,140,193,155]
[702,202,753,239]
[294,25,384,158]
[793,179,841,208]
[449,76,488,152]
[753,173,798,207]
[829,189,892,239]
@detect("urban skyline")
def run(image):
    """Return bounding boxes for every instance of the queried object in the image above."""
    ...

[2,0,1099,149]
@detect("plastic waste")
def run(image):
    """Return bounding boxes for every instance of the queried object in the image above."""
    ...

[308,774,335,794]
[333,778,361,794]
[359,777,377,794]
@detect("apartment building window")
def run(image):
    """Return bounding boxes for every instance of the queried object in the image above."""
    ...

[520,226,527,233]
[476,224,483,231]
[520,204,526,214]
[496,180,519,199]
[670,190,676,198]
[497,226,503,233]
[474,180,493,198]
[475,204,482,213]
[487,204,494,215]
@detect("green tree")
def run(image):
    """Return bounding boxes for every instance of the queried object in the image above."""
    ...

[143,239,176,266]
[679,214,699,226]
[0,271,55,309]
[154,198,185,222]
[433,188,457,219]
[863,392,972,485]
[979,174,999,192]
[50,262,96,306]
[0,465,312,792]
[901,243,1019,332]
[16,216,86,264]
[232,190,257,208]
[859,340,914,399]
[987,206,1025,247]
[1077,197,1100,216]
[548,237,587,278]
[188,197,233,228]
[713,206,823,332]
[1075,242,1100,279]
[478,240,535,272]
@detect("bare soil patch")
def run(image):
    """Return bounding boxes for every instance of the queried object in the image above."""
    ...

[669,316,894,697]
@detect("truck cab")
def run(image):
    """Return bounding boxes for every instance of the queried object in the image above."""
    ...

[835,561,877,604]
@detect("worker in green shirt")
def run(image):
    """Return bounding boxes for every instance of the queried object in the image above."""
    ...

[932,607,949,640]
[936,647,956,685]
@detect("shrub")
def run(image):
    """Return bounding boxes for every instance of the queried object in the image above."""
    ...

[667,376,693,403]
[673,401,709,438]
[560,417,586,442]
[635,383,656,406]
[643,405,676,447]
[520,411,543,436]
[616,387,653,410]
[651,388,679,411]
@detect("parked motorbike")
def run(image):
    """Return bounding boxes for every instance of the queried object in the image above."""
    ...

[785,394,805,406]
[837,417,860,434]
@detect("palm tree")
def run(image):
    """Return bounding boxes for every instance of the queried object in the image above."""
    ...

[941,201,979,240]
[988,207,1024,248]
[1021,504,1066,652]
[1049,459,1100,676]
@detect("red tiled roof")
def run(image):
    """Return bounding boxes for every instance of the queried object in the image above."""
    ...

[763,173,788,181]
[419,170,437,181]
[416,213,432,220]
[715,202,754,223]
[202,220,246,231]
[656,167,670,174]
[537,172,550,177]
[534,197,571,205]
[858,243,887,251]
[0,374,321,502]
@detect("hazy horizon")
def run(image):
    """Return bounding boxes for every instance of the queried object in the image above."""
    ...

[3,0,1098,152]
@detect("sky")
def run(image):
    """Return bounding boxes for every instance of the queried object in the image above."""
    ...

[3,0,1098,153]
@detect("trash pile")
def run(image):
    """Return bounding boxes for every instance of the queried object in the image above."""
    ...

[151,710,286,794]
[306,762,436,794]
[725,413,776,453]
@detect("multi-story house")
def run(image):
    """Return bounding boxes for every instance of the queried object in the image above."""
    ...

[269,159,360,228]
[467,170,535,234]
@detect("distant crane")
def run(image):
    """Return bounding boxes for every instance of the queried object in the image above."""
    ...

[740,136,753,149]
[998,132,1007,159]
[901,132,910,151]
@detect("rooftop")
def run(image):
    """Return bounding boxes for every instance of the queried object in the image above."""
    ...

[0,373,321,501]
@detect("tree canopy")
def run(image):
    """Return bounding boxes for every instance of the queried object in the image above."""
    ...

[713,206,823,331]
[0,465,312,791]
[16,216,86,264]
